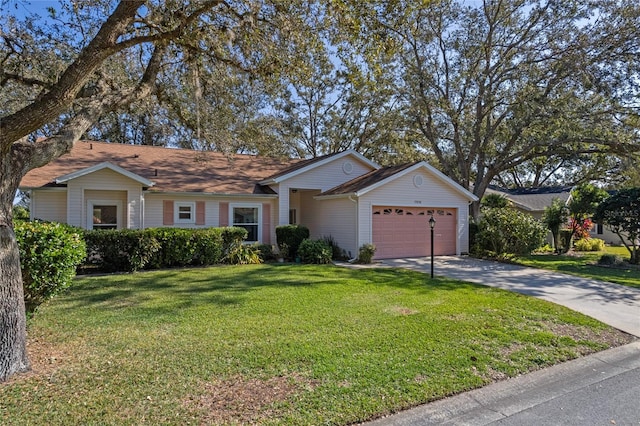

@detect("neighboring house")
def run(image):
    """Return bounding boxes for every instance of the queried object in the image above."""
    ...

[485,185,622,245]
[485,185,573,221]
[19,141,478,259]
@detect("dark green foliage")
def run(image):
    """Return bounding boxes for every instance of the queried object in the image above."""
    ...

[83,227,250,272]
[254,244,276,262]
[598,254,624,266]
[12,205,30,221]
[481,193,510,209]
[357,243,376,264]
[275,225,309,259]
[84,229,161,272]
[594,188,640,264]
[297,239,332,264]
[15,221,86,313]
[474,208,547,256]
[322,235,349,260]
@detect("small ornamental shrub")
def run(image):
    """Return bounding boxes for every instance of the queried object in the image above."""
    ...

[15,221,86,313]
[474,208,546,256]
[598,254,624,266]
[298,239,332,264]
[574,238,605,252]
[276,225,310,259]
[322,235,349,260]
[224,243,262,264]
[534,244,555,254]
[357,244,377,264]
[255,244,276,262]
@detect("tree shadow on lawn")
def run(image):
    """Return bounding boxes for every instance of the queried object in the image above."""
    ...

[61,264,475,313]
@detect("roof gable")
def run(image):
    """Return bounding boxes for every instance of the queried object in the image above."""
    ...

[320,161,479,201]
[55,162,155,187]
[259,149,379,185]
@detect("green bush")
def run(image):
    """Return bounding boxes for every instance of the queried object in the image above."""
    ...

[357,243,376,264]
[322,235,349,260]
[224,243,262,264]
[15,221,86,313]
[474,208,546,256]
[534,244,555,254]
[298,239,332,264]
[598,254,624,266]
[84,229,161,272]
[574,238,605,252]
[254,244,276,262]
[276,225,310,259]
[84,226,249,272]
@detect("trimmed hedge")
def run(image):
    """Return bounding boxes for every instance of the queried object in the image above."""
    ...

[15,221,86,313]
[83,226,251,272]
[275,225,310,260]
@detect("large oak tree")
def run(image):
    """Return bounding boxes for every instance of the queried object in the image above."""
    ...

[335,0,640,216]
[0,0,311,382]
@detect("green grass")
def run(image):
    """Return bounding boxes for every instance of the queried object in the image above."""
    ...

[516,246,640,289]
[1,264,633,425]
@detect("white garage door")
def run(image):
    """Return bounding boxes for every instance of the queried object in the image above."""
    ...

[372,206,457,259]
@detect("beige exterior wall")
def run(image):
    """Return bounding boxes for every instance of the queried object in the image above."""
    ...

[31,189,67,223]
[357,169,472,255]
[144,193,277,245]
[66,168,145,229]
[275,155,375,226]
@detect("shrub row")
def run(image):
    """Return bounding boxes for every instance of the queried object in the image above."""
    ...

[83,227,254,272]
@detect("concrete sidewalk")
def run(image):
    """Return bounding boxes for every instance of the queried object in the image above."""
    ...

[363,341,640,425]
[376,256,640,337]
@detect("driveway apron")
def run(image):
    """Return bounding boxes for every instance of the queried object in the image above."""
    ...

[377,256,640,337]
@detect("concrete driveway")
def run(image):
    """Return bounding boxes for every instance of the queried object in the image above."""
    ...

[376,256,640,337]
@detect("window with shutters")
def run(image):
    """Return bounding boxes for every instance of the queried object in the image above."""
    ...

[175,202,196,224]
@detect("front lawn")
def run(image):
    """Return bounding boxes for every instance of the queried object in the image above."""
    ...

[1,264,633,425]
[515,246,640,289]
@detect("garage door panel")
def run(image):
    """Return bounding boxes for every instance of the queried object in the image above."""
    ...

[372,206,457,259]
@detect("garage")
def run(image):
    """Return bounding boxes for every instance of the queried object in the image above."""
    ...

[372,206,457,259]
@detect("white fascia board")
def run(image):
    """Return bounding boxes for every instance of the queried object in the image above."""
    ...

[259,150,380,185]
[145,190,278,199]
[314,193,355,201]
[355,162,479,201]
[55,162,155,187]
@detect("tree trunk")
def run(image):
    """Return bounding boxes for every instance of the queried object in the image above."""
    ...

[0,150,29,381]
[0,224,29,382]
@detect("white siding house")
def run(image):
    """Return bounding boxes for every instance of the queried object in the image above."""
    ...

[20,141,478,259]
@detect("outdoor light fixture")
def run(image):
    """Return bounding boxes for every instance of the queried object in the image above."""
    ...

[429,214,436,278]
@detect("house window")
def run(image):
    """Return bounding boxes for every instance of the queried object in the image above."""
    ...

[87,200,122,230]
[231,204,261,242]
[289,209,297,225]
[596,222,604,235]
[92,205,118,230]
[175,202,196,224]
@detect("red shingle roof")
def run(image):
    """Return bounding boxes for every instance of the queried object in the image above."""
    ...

[20,141,303,194]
